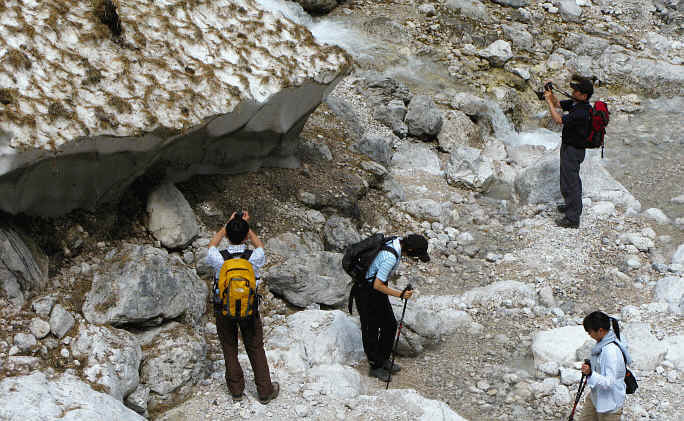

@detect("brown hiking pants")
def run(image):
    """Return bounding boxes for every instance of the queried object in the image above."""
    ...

[579,395,623,421]
[215,311,274,399]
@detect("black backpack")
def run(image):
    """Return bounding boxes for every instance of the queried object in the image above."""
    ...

[342,233,398,314]
[611,342,638,394]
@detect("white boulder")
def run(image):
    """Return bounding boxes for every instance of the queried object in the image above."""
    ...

[532,325,587,368]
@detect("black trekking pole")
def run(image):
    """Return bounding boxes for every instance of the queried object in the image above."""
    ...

[386,283,413,390]
[568,359,590,421]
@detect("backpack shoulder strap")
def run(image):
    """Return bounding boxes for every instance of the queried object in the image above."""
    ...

[610,341,628,366]
[220,249,252,261]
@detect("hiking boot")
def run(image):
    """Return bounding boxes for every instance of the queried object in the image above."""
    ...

[557,204,569,213]
[382,359,401,373]
[231,393,245,402]
[555,217,579,229]
[258,382,279,405]
[369,366,391,382]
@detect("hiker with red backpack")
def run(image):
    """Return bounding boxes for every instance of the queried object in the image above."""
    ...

[206,211,279,404]
[343,234,430,382]
[544,74,608,229]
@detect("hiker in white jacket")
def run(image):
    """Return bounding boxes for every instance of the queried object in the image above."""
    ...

[579,311,633,421]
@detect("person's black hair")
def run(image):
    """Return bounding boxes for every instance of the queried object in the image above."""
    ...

[226,215,249,244]
[583,311,621,340]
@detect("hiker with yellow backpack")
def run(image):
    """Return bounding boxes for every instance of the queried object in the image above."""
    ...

[206,211,279,404]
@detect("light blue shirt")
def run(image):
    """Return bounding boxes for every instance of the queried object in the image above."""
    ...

[206,244,265,287]
[587,342,627,413]
[365,237,401,284]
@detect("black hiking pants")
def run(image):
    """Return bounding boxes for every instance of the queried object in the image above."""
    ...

[356,287,397,369]
[560,143,586,224]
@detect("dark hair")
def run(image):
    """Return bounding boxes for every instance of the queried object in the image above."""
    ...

[583,311,621,340]
[226,216,249,244]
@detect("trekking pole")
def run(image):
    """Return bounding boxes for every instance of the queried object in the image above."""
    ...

[568,359,590,421]
[386,283,413,390]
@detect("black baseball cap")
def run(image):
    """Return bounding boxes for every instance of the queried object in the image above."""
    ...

[403,234,430,262]
[570,76,594,96]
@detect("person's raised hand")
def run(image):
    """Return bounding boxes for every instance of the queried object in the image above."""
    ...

[581,362,592,376]
[229,212,237,221]
[401,289,413,300]
[242,210,250,222]
[544,90,553,101]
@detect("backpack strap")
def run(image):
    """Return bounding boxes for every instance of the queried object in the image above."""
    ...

[364,242,400,281]
[610,341,628,367]
[220,249,253,260]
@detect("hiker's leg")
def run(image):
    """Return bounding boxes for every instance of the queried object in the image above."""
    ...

[240,314,274,399]
[356,289,375,363]
[563,145,584,224]
[559,144,570,203]
[216,313,245,396]
[364,290,385,368]
[578,395,600,421]
[378,293,398,363]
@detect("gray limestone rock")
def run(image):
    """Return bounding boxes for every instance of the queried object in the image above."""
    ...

[0,224,48,308]
[438,110,481,152]
[502,23,534,51]
[397,199,445,222]
[446,146,495,191]
[643,208,671,224]
[390,142,443,176]
[445,0,488,21]
[266,232,324,260]
[491,0,528,7]
[404,95,444,139]
[82,244,207,326]
[146,183,199,249]
[32,295,57,318]
[298,138,333,162]
[374,99,409,138]
[49,304,75,339]
[325,95,364,141]
[355,132,395,166]
[0,372,145,421]
[381,177,406,203]
[264,251,351,308]
[655,276,684,314]
[558,0,582,22]
[622,323,668,372]
[13,333,37,353]
[125,384,150,415]
[138,323,208,412]
[323,216,361,252]
[70,322,143,401]
[673,244,684,266]
[29,318,51,339]
[478,40,513,67]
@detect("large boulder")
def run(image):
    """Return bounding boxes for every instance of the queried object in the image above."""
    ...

[461,280,537,308]
[266,310,364,373]
[0,372,145,421]
[621,323,668,372]
[265,231,324,260]
[0,224,48,308]
[404,95,444,139]
[145,183,198,249]
[515,150,640,209]
[532,326,587,368]
[478,40,513,67]
[354,132,396,166]
[437,111,482,152]
[323,216,361,252]
[0,1,350,217]
[70,323,143,401]
[264,251,351,307]
[348,389,469,421]
[137,323,208,411]
[391,142,443,176]
[374,99,409,138]
[655,276,684,314]
[502,23,534,52]
[558,0,582,22]
[445,146,495,191]
[392,295,473,346]
[82,244,207,326]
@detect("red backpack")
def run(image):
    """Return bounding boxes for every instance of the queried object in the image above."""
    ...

[586,101,610,157]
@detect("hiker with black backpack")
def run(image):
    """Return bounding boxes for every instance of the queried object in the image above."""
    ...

[544,74,596,229]
[206,211,279,404]
[344,234,430,382]
[577,311,635,421]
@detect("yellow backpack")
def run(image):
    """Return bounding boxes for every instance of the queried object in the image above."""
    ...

[215,250,257,319]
